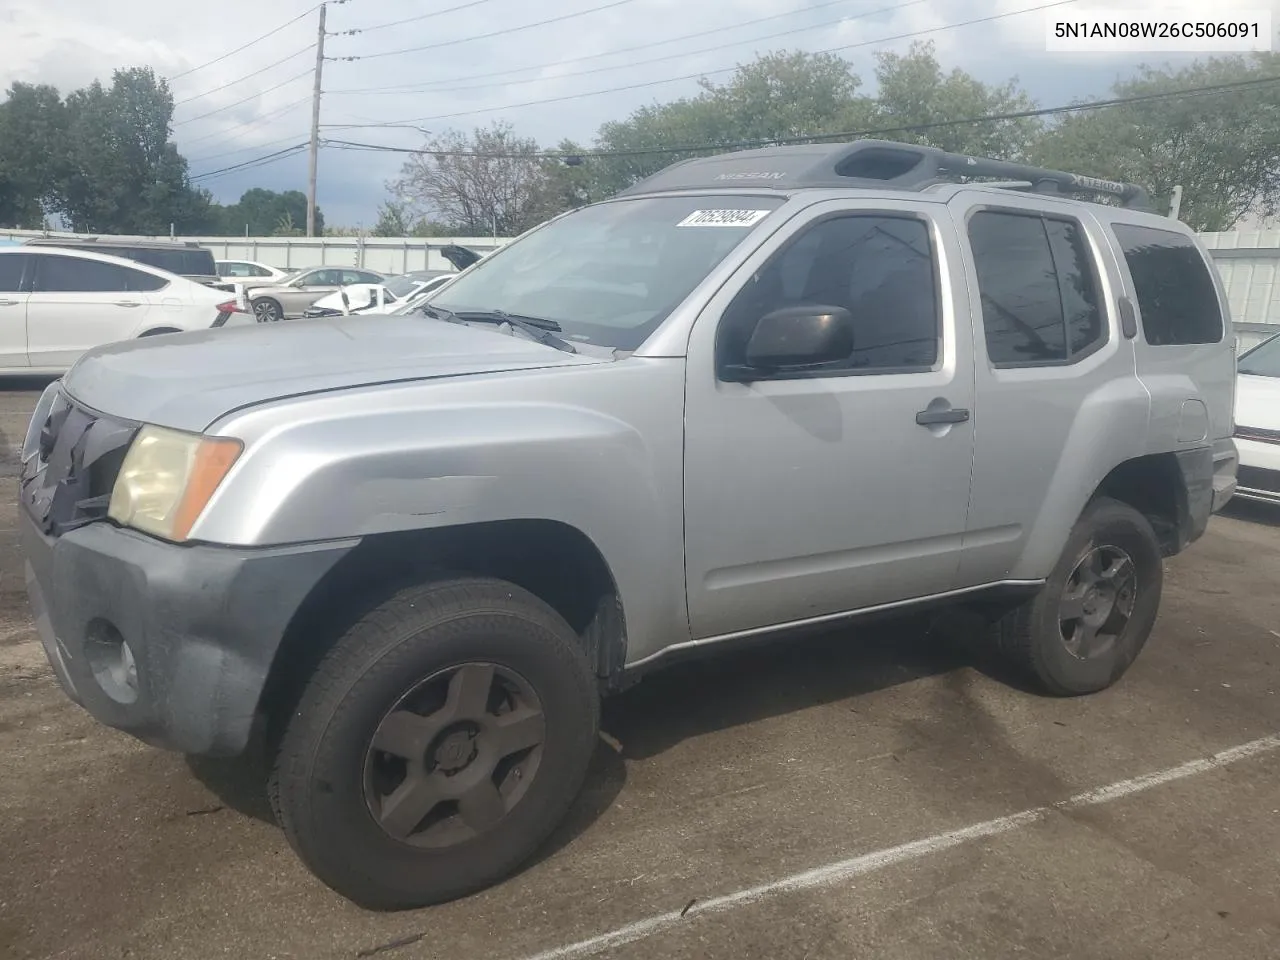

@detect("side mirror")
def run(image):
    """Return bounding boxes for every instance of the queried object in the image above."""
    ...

[723,305,854,381]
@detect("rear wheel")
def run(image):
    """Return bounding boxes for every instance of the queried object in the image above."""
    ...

[994,496,1163,696]
[270,577,599,909]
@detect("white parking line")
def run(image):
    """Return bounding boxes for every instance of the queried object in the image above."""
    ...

[520,734,1280,960]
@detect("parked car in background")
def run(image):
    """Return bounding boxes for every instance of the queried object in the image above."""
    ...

[0,247,253,373]
[248,265,386,321]
[302,271,457,318]
[24,237,221,287]
[1234,331,1280,505]
[215,260,290,284]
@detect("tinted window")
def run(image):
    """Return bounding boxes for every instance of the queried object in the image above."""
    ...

[968,211,1105,366]
[125,247,216,277]
[1112,224,1222,345]
[719,214,939,373]
[0,254,26,292]
[306,269,343,286]
[342,270,371,285]
[35,256,132,292]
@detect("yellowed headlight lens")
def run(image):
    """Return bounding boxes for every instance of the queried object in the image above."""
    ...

[107,426,242,542]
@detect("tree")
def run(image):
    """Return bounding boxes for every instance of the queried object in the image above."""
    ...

[1035,53,1280,231]
[372,199,411,236]
[211,188,320,236]
[869,42,1041,159]
[0,83,66,227]
[390,121,562,235]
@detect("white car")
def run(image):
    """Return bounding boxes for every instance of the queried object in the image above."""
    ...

[0,247,255,374]
[1234,332,1280,505]
[215,259,290,283]
[302,272,457,318]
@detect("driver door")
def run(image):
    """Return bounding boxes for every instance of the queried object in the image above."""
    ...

[683,200,978,639]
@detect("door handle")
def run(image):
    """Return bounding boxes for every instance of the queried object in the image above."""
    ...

[916,407,970,426]
[0,299,19,306]
[114,301,142,308]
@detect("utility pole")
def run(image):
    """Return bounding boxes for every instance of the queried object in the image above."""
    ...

[307,3,326,238]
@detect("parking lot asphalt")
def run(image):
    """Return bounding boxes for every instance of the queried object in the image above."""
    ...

[0,379,1278,960]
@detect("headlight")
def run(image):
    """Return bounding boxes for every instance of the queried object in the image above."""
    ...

[107,425,243,542]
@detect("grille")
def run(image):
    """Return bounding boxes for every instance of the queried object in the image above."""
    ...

[20,389,139,537]
[1238,465,1280,494]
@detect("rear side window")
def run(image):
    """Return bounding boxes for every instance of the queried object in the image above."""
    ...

[34,256,167,293]
[119,247,216,277]
[1111,224,1223,345]
[0,254,26,292]
[968,210,1106,366]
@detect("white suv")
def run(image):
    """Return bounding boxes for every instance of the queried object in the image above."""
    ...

[0,247,254,373]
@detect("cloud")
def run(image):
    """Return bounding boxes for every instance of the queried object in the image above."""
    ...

[4,0,1277,225]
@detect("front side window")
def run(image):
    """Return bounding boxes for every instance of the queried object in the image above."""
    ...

[0,254,26,292]
[1112,223,1223,345]
[429,194,786,351]
[718,213,940,373]
[968,210,1106,366]
[34,255,132,293]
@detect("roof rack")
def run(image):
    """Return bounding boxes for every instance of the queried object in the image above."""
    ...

[616,138,1152,210]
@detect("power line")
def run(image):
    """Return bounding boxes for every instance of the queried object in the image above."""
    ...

[190,142,310,182]
[174,67,314,127]
[318,73,1280,161]
[331,0,637,61]
[167,5,320,82]
[328,0,935,100]
[332,0,504,36]
[327,0,904,95]
[180,97,314,151]
[332,0,1079,125]
[173,44,316,106]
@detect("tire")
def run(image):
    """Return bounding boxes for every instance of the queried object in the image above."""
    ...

[253,297,283,322]
[270,576,600,910]
[994,496,1163,696]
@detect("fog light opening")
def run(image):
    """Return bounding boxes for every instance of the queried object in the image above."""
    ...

[84,618,140,705]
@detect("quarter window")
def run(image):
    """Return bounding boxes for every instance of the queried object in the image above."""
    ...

[1111,224,1222,345]
[968,210,1106,366]
[719,214,940,374]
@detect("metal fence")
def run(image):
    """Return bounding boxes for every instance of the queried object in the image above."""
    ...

[0,228,510,275]
[1200,231,1280,352]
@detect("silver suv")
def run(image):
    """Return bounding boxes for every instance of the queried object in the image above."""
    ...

[18,140,1239,909]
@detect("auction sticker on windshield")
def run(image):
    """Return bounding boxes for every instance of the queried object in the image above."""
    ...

[677,209,772,227]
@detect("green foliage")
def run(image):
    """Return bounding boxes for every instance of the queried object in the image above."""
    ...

[1034,53,1280,231]
[211,188,321,236]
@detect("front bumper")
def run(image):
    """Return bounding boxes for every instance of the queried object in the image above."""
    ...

[21,508,355,755]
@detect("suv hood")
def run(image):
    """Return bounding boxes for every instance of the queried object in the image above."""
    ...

[61,314,607,432]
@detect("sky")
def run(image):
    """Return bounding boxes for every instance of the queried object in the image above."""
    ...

[1,0,1275,227]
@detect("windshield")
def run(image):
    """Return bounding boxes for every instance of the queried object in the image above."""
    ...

[384,275,420,297]
[1239,334,1280,377]
[428,195,786,350]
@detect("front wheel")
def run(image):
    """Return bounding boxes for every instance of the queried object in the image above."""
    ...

[270,577,600,909]
[994,496,1163,696]
[253,297,283,322]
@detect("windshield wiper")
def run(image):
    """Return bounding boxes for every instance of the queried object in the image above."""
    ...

[423,305,577,354]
